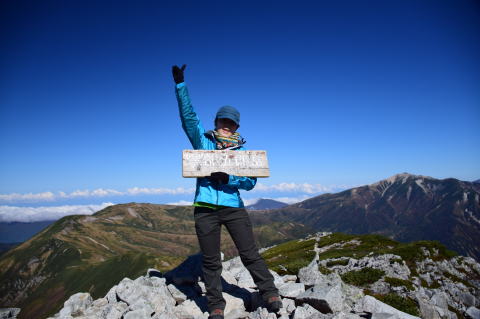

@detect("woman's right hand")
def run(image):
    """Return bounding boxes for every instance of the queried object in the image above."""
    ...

[172,64,187,84]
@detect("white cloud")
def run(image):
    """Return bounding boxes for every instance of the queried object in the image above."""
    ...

[252,182,347,194]
[0,191,56,202]
[127,187,195,195]
[0,202,115,223]
[0,187,196,203]
[166,200,193,206]
[243,198,260,206]
[0,182,350,204]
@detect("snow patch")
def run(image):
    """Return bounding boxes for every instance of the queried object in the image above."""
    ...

[415,179,428,194]
[466,210,480,225]
[407,185,412,201]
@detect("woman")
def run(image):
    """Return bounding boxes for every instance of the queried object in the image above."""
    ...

[172,64,282,319]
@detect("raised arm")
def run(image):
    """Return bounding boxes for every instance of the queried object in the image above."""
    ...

[172,64,206,149]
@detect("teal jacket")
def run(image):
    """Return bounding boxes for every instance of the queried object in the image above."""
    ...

[175,82,257,208]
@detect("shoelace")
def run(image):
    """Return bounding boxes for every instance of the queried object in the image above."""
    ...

[211,309,224,315]
[268,296,281,302]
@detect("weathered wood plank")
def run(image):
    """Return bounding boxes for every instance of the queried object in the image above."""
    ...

[182,150,270,178]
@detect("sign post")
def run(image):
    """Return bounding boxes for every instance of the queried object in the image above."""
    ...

[182,150,270,178]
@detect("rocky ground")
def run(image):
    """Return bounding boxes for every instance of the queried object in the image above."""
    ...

[3,232,480,319]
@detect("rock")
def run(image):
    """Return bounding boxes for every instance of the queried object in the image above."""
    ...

[282,274,298,282]
[371,313,397,319]
[298,255,325,286]
[173,298,206,318]
[276,297,296,318]
[124,308,152,319]
[467,306,480,319]
[332,312,364,319]
[224,292,247,315]
[295,282,343,313]
[236,268,256,289]
[0,308,21,319]
[104,301,129,319]
[354,295,421,319]
[58,292,93,317]
[247,307,277,319]
[459,291,476,307]
[147,268,163,278]
[105,285,118,303]
[221,268,238,286]
[168,284,188,304]
[225,307,250,319]
[278,282,305,298]
[292,303,323,319]
[222,256,245,279]
[269,269,285,287]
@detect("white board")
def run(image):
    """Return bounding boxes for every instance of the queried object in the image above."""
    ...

[182,150,270,178]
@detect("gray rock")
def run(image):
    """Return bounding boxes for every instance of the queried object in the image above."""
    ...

[298,256,325,286]
[0,308,21,319]
[295,281,343,313]
[105,285,118,303]
[278,282,305,298]
[292,303,323,319]
[168,284,188,304]
[371,313,397,319]
[247,307,277,319]
[58,292,93,317]
[173,298,206,318]
[354,295,421,319]
[283,274,298,282]
[104,301,129,319]
[467,306,480,319]
[236,268,256,289]
[224,307,250,319]
[124,308,151,319]
[331,312,364,319]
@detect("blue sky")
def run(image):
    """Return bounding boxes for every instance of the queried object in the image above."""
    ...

[0,0,479,220]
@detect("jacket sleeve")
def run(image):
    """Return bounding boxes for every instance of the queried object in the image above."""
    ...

[227,175,257,191]
[225,145,257,190]
[175,82,205,149]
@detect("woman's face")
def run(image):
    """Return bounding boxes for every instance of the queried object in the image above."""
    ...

[215,118,239,137]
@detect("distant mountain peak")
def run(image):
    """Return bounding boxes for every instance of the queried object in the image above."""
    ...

[246,198,288,210]
[378,172,433,184]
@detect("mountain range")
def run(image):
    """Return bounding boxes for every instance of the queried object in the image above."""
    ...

[250,172,480,261]
[1,172,479,318]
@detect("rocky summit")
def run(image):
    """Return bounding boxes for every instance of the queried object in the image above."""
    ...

[21,232,479,319]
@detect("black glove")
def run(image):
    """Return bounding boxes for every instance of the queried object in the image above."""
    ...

[208,172,229,185]
[172,64,187,84]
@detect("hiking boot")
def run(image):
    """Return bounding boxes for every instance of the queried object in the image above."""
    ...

[266,295,283,312]
[208,308,224,319]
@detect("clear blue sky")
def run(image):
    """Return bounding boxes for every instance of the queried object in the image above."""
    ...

[1,0,479,211]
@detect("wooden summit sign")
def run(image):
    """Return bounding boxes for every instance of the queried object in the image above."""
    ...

[182,150,270,178]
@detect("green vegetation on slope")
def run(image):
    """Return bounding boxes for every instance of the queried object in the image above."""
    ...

[365,291,420,317]
[341,268,385,286]
[314,233,457,277]
[261,239,316,275]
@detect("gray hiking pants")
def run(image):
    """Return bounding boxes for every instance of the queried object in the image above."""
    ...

[193,206,279,312]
